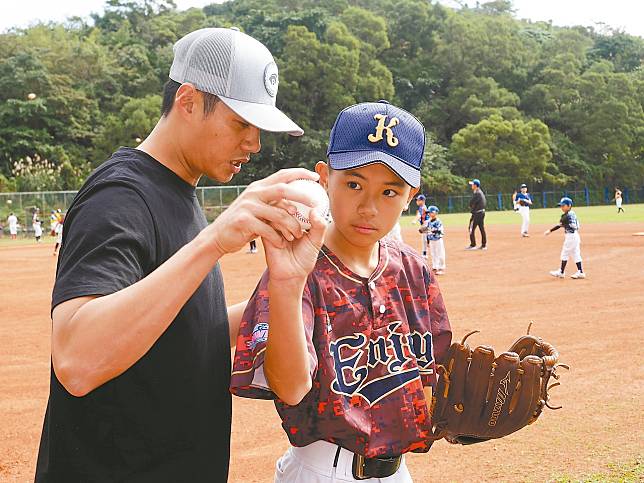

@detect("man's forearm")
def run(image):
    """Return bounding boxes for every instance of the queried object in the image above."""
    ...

[53,230,224,396]
[263,279,312,406]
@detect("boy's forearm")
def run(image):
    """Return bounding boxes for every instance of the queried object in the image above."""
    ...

[264,278,312,406]
[52,230,224,397]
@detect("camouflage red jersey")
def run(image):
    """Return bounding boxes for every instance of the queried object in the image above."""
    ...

[230,239,452,458]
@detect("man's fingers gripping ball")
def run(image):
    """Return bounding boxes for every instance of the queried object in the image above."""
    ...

[285,179,330,231]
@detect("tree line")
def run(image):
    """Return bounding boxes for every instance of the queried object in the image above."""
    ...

[0,0,642,194]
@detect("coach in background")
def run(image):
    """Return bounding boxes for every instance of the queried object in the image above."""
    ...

[466,178,487,250]
[35,28,321,482]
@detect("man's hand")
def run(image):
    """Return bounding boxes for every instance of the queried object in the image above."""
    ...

[263,209,327,283]
[205,168,320,255]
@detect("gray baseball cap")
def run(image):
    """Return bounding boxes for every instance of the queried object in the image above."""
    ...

[169,27,303,136]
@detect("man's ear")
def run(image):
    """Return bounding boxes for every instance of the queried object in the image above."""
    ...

[174,83,197,118]
[315,161,329,189]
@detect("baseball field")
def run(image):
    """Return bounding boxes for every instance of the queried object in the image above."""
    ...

[1,205,643,482]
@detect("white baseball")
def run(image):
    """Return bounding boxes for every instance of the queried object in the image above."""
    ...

[288,179,329,229]
[27,93,36,100]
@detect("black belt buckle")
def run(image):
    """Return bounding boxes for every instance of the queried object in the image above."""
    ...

[352,453,402,480]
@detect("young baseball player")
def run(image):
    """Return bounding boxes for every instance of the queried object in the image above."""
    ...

[544,197,585,279]
[415,194,429,258]
[53,214,64,256]
[7,212,18,239]
[613,188,624,213]
[425,205,446,275]
[231,101,452,482]
[515,183,533,237]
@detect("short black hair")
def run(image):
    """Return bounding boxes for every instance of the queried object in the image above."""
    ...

[161,79,220,118]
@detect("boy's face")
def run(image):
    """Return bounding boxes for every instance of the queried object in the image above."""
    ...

[416,199,424,206]
[316,161,417,247]
[560,204,571,213]
[429,212,437,220]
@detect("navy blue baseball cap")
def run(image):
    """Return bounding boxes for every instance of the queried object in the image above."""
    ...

[327,101,425,188]
[428,205,439,213]
[416,194,426,201]
[469,178,480,187]
[520,183,527,188]
[557,197,573,206]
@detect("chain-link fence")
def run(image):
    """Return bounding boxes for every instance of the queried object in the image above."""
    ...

[2,185,642,236]
[0,187,250,236]
[406,187,644,214]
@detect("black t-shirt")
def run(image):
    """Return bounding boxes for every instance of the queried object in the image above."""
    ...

[469,189,487,213]
[36,148,231,482]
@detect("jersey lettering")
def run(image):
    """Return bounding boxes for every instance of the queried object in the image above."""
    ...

[329,322,434,405]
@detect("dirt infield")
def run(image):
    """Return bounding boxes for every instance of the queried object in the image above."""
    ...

[1,222,643,482]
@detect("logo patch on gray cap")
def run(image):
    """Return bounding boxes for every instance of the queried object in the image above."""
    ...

[264,62,279,97]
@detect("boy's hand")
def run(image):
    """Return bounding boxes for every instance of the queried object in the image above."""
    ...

[262,209,327,283]
[543,230,550,236]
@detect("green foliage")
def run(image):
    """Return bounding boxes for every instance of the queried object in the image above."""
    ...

[0,0,642,192]
[449,114,553,190]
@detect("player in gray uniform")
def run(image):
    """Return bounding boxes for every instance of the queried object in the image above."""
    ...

[544,197,585,279]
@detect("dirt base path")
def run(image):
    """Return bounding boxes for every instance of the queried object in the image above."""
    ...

[1,222,643,482]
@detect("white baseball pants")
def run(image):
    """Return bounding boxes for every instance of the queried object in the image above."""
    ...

[274,441,412,483]
[518,205,530,234]
[429,239,446,270]
[560,232,582,263]
[420,233,429,256]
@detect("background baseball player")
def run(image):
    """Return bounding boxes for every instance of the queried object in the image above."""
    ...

[52,213,64,256]
[425,205,446,275]
[7,212,18,239]
[466,179,487,250]
[415,194,429,258]
[545,197,585,279]
[515,183,533,237]
[33,212,43,242]
[231,101,452,482]
[613,187,624,213]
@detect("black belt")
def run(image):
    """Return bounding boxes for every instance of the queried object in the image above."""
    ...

[351,452,402,480]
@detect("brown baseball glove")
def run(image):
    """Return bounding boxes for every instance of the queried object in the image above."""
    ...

[430,325,568,445]
[418,225,430,234]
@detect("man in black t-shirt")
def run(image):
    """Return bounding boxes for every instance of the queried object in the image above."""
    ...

[35,28,325,482]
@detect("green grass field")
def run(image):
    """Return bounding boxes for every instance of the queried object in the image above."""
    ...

[402,203,644,228]
[2,204,642,247]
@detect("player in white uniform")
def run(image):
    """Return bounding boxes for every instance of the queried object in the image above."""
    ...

[53,214,64,256]
[613,188,624,213]
[544,197,585,279]
[515,183,532,237]
[33,214,43,242]
[7,212,18,239]
[415,194,429,258]
[424,205,446,275]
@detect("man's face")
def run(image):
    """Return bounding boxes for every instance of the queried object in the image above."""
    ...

[181,91,261,183]
[318,162,416,248]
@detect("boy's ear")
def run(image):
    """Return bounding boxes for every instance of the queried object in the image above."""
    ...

[315,161,329,189]
[406,187,419,205]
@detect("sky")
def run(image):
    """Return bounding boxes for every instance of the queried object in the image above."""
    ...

[1,0,642,37]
